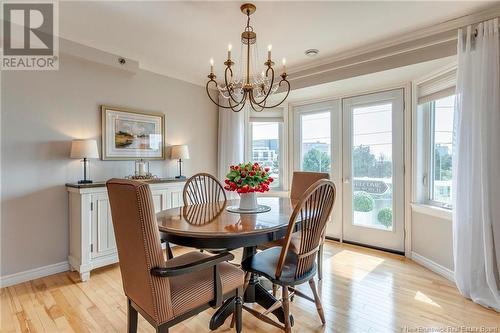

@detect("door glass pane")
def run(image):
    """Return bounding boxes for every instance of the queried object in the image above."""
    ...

[352,103,393,230]
[300,112,331,172]
[251,122,280,189]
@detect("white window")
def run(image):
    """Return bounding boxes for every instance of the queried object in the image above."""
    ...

[416,69,456,209]
[250,122,282,189]
[293,101,338,177]
[247,107,286,191]
[428,95,455,207]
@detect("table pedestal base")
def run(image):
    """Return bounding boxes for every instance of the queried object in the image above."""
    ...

[209,276,291,330]
[209,247,293,330]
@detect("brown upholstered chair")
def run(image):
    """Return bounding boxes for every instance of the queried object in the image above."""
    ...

[289,171,330,200]
[261,171,330,281]
[183,173,227,206]
[242,179,336,332]
[106,179,244,333]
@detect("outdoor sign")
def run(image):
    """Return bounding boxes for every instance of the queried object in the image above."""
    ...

[353,179,389,194]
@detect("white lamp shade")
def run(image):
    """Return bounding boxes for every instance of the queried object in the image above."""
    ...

[171,145,189,159]
[70,139,99,159]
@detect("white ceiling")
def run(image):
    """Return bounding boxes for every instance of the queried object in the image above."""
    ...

[59,1,494,85]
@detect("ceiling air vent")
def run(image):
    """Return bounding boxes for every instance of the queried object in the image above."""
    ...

[305,49,319,57]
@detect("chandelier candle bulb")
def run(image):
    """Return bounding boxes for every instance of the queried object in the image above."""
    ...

[228,44,232,60]
[268,44,272,61]
[210,58,214,73]
[282,58,286,73]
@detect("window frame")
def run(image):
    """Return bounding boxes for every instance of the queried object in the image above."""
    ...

[427,98,454,209]
[292,101,337,178]
[247,119,285,192]
[420,97,454,210]
[414,67,457,211]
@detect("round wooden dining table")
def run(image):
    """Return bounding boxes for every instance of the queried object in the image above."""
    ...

[156,196,297,330]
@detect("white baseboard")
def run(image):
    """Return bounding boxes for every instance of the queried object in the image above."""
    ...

[0,261,69,288]
[1,244,175,288]
[411,251,455,282]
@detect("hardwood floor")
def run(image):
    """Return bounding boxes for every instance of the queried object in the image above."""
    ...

[1,241,498,333]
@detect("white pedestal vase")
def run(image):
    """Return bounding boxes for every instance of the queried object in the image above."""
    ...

[239,192,258,210]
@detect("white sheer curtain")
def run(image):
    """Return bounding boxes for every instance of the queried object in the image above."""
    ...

[217,101,246,197]
[453,18,500,311]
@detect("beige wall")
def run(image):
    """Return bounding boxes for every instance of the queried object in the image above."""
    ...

[412,210,454,270]
[1,55,218,276]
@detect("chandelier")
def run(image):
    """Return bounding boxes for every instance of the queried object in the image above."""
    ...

[206,3,290,112]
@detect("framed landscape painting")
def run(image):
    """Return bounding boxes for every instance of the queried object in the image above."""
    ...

[101,106,165,160]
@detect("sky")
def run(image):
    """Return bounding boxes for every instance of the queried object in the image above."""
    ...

[434,95,454,150]
[252,122,280,140]
[353,103,392,158]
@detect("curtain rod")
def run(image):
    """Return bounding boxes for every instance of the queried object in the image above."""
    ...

[470,18,500,38]
[473,27,500,38]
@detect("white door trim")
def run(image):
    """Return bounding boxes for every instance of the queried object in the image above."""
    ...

[342,88,405,252]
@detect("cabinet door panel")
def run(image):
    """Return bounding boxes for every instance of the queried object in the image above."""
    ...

[151,189,169,213]
[92,194,117,258]
[152,193,163,213]
[107,206,116,250]
[169,190,183,208]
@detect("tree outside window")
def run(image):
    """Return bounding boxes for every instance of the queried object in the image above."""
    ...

[302,148,330,172]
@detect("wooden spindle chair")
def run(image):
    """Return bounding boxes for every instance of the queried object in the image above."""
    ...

[183,173,227,206]
[242,179,336,332]
[183,201,226,226]
[183,173,228,253]
[290,172,330,281]
[260,171,330,295]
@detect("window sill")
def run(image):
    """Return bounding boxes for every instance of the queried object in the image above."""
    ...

[411,203,452,221]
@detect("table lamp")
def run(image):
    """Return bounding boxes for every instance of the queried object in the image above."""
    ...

[70,139,99,184]
[171,145,189,179]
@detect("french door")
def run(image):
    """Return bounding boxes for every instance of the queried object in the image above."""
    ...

[342,89,404,252]
[293,89,405,252]
[293,101,342,239]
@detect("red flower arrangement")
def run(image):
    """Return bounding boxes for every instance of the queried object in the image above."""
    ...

[224,162,274,194]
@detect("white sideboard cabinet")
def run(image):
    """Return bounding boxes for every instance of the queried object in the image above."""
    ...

[66,179,185,281]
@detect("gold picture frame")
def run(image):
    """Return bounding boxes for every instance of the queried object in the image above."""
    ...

[101,105,165,160]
